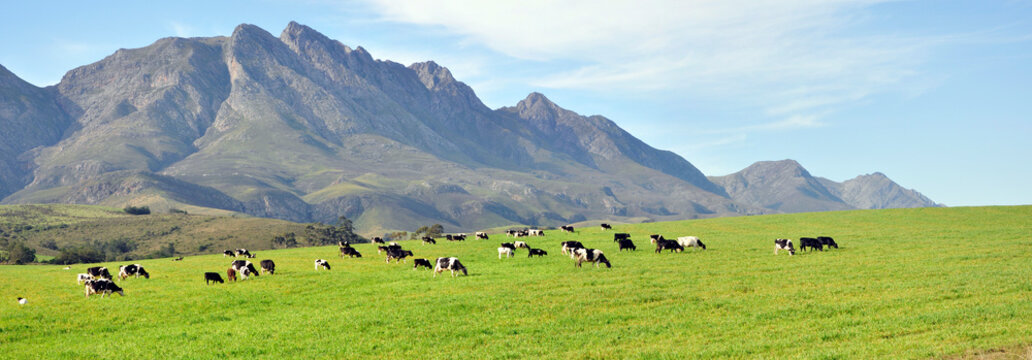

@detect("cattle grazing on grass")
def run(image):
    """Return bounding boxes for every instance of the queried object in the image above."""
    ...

[775,239,795,255]
[500,242,516,251]
[231,260,259,279]
[615,233,631,242]
[676,236,706,250]
[422,237,436,245]
[371,237,385,244]
[560,225,574,233]
[173,256,184,261]
[85,266,112,280]
[528,248,548,257]
[227,268,237,282]
[84,279,124,298]
[446,234,466,241]
[655,239,684,253]
[649,234,664,244]
[506,229,517,237]
[413,258,433,270]
[315,259,331,270]
[340,246,362,258]
[205,272,224,284]
[476,232,489,240]
[818,236,839,249]
[528,229,544,236]
[561,241,585,257]
[617,238,636,251]
[386,248,414,263]
[433,257,468,277]
[600,223,612,230]
[224,250,235,257]
[512,230,529,238]
[118,264,150,280]
[514,241,529,249]
[235,249,252,258]
[260,260,276,275]
[77,273,93,285]
[498,247,514,258]
[574,248,611,268]
[378,244,402,254]
[799,237,823,252]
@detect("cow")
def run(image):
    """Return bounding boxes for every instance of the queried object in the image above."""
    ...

[513,230,529,238]
[506,229,517,237]
[818,236,839,249]
[500,242,517,251]
[223,250,235,257]
[560,225,575,233]
[340,246,362,258]
[656,239,684,253]
[433,257,468,277]
[231,260,259,279]
[775,239,795,255]
[205,272,225,284]
[528,248,548,257]
[77,273,93,285]
[315,259,331,270]
[260,260,276,275]
[617,238,636,251]
[227,268,237,282]
[235,249,252,258]
[118,264,150,280]
[422,237,436,245]
[445,234,466,241]
[17,297,27,305]
[615,233,631,242]
[676,236,707,250]
[85,266,112,280]
[498,247,514,259]
[386,248,414,263]
[378,244,402,254]
[371,237,385,244]
[475,232,489,240]
[799,237,823,252]
[561,241,585,257]
[649,234,664,244]
[600,223,612,230]
[574,248,612,268]
[413,258,433,270]
[514,241,529,249]
[528,229,544,236]
[173,256,184,261]
[84,279,124,298]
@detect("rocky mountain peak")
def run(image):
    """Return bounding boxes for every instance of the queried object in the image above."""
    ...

[409,61,455,90]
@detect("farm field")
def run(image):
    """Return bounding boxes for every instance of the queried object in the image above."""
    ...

[1,205,1030,359]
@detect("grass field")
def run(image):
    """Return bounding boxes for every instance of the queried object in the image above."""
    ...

[1,206,1030,359]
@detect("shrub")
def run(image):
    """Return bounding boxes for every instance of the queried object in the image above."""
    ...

[124,206,151,215]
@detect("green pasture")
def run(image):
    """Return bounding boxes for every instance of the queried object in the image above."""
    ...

[1,206,1030,359]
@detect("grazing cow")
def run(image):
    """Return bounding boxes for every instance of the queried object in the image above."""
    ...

[315,259,331,270]
[413,258,433,270]
[600,223,613,230]
[506,229,517,237]
[655,239,684,253]
[260,260,276,275]
[235,249,251,257]
[560,225,575,233]
[433,257,468,277]
[818,236,839,249]
[475,232,489,240]
[371,237,385,244]
[799,237,823,252]
[617,238,636,251]
[85,266,112,280]
[173,256,184,261]
[513,230,529,238]
[227,268,237,282]
[528,248,548,257]
[340,246,363,258]
[422,237,436,245]
[17,297,27,305]
[205,272,225,284]
[676,236,707,250]
[614,233,631,242]
[445,234,466,241]
[84,279,124,298]
[500,242,517,251]
[514,241,529,249]
[775,239,795,255]
[386,248,414,263]
[574,248,612,268]
[118,264,150,280]
[498,247,514,258]
[649,234,664,244]
[77,273,93,285]
[231,260,259,279]
[223,250,235,257]
[528,229,544,236]
[378,244,402,254]
[561,241,585,257]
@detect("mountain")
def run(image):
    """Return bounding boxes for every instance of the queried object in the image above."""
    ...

[0,22,754,234]
[710,160,941,213]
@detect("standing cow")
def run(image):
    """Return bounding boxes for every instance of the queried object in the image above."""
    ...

[433,257,468,277]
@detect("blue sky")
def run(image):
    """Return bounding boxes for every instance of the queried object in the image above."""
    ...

[1,0,1030,206]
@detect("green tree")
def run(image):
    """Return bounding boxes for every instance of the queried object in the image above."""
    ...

[4,241,36,264]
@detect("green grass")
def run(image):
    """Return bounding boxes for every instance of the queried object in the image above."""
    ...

[1,205,1030,359]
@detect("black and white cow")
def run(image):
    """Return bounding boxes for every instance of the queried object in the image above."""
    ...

[231,260,259,278]
[118,264,150,280]
[655,239,684,253]
[386,248,414,263]
[574,248,612,268]
[799,237,823,252]
[513,230,529,238]
[498,247,514,259]
[614,233,631,242]
[676,236,706,250]
[617,238,636,251]
[77,273,93,285]
[818,236,839,249]
[378,244,402,254]
[260,260,276,275]
[205,272,224,284]
[340,246,362,258]
[235,249,250,257]
[500,242,517,251]
[422,236,436,245]
[560,225,575,233]
[649,234,664,244]
[514,241,529,249]
[528,229,544,236]
[475,232,489,240]
[446,234,466,241]
[314,259,331,270]
[223,250,235,257]
[85,266,112,280]
[413,258,433,270]
[561,241,585,257]
[433,257,468,277]
[506,229,518,237]
[371,237,385,244]
[775,239,795,256]
[84,279,124,298]
[600,223,612,230]
[527,248,548,257]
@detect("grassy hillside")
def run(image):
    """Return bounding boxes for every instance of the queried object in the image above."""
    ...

[1,206,1030,359]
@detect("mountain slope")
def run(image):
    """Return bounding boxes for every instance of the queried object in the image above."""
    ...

[708,160,852,213]
[0,65,72,199]
[819,173,942,209]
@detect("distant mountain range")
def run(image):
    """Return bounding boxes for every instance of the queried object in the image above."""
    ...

[0,22,941,234]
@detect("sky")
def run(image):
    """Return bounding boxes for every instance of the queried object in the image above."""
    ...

[1,0,1030,206]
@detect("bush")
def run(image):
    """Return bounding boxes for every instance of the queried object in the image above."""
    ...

[124,206,151,215]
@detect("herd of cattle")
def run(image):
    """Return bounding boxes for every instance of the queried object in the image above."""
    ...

[68,223,838,299]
